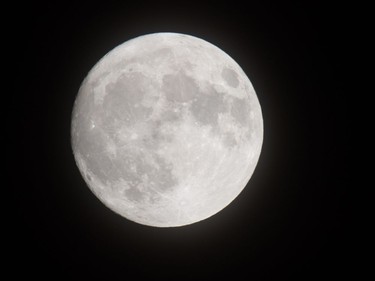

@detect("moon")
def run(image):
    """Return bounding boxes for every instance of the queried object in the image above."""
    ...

[71,32,263,227]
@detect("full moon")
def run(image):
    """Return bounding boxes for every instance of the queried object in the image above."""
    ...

[71,32,263,227]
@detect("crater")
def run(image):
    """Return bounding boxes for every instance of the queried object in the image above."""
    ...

[221,67,239,88]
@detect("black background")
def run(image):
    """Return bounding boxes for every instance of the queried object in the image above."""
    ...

[9,1,351,279]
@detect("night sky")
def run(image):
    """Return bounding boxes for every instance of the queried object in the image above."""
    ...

[9,1,351,279]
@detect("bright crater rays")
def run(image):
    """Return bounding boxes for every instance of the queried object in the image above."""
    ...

[71,32,263,227]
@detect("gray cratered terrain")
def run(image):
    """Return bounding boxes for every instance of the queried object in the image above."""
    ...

[71,33,263,227]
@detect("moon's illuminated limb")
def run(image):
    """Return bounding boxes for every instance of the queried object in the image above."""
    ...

[71,33,263,227]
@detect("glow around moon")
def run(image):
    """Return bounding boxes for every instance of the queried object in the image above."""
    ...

[71,32,263,227]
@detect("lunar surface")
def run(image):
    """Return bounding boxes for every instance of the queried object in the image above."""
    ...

[71,32,263,227]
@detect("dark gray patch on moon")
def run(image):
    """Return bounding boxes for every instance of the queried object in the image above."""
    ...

[190,85,227,128]
[162,71,199,102]
[119,150,178,202]
[222,67,239,88]
[124,186,145,202]
[222,133,238,148]
[103,72,152,125]
[152,47,173,58]
[105,72,145,105]
[230,97,251,126]
[84,146,124,183]
[159,104,182,123]
[148,154,177,191]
